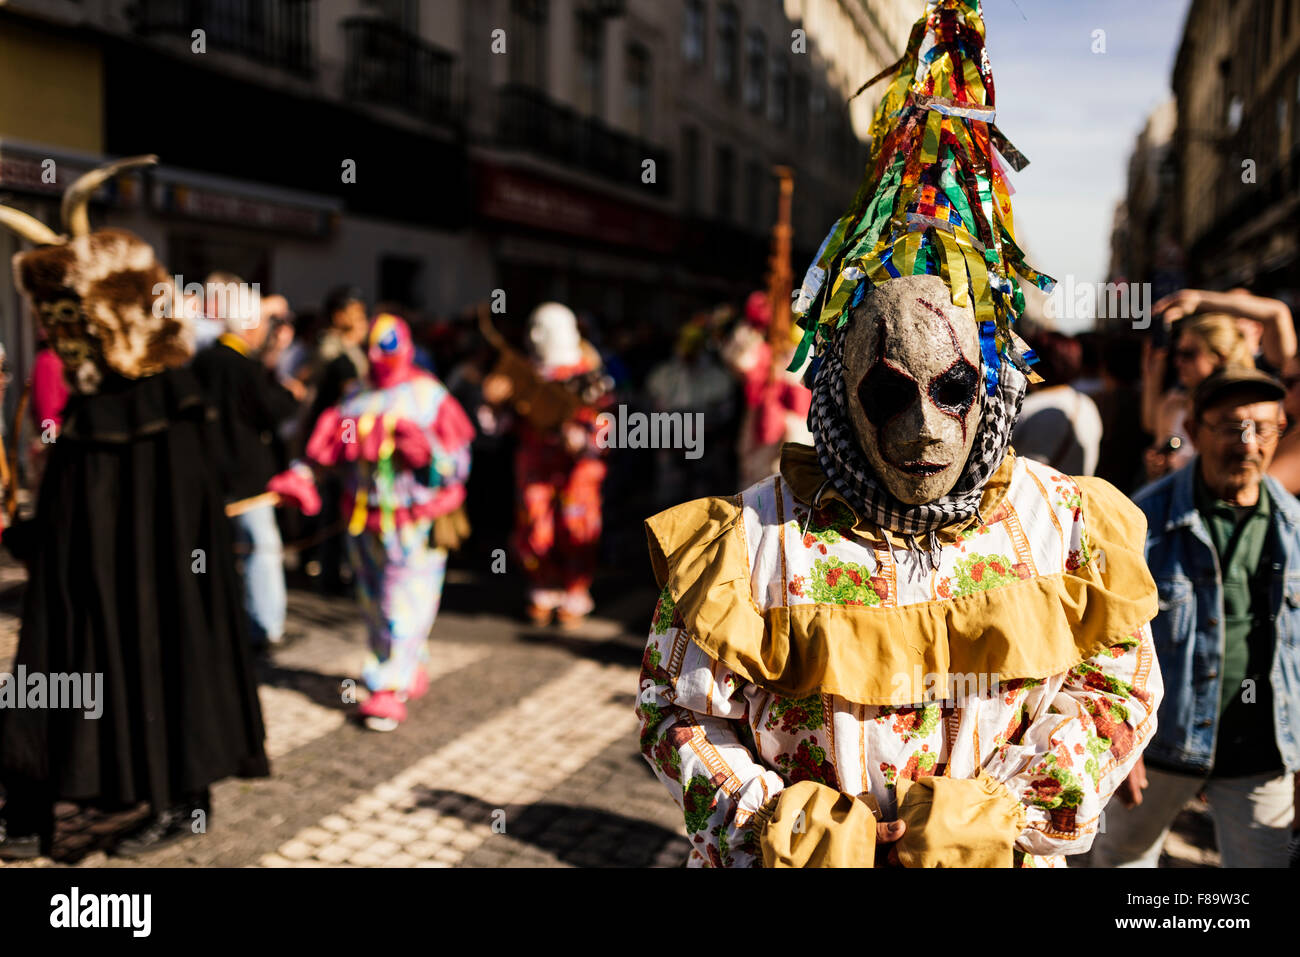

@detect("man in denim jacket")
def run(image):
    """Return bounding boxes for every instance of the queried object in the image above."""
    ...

[1091,367,1300,867]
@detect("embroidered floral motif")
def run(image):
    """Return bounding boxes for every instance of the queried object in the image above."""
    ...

[807,556,881,605]
[765,693,825,733]
[947,552,1021,596]
[884,703,941,742]
[792,499,856,545]
[651,585,676,635]
[1022,753,1085,810]
[900,744,938,781]
[682,774,718,833]
[775,737,838,786]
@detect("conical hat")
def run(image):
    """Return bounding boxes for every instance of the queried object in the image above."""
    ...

[791,0,1052,394]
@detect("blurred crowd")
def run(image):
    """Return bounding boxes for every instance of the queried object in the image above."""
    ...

[9,277,1298,634]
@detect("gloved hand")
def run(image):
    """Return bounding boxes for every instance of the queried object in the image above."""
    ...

[267,463,321,516]
[341,416,431,468]
[392,418,432,469]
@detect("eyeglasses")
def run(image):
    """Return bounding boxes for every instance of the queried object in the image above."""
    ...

[1201,418,1283,444]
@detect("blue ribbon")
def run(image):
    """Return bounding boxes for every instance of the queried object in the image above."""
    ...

[979,320,1000,396]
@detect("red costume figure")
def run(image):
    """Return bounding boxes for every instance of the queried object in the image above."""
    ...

[722,291,813,487]
[488,303,613,627]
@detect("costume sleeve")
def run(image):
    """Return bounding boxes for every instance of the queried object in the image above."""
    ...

[253,367,301,427]
[428,386,475,489]
[636,587,879,867]
[982,619,1163,857]
[303,406,345,467]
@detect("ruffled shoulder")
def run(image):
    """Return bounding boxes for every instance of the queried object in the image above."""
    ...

[646,494,767,670]
[644,473,1157,707]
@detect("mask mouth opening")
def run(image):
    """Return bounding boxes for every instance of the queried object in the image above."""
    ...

[895,461,947,477]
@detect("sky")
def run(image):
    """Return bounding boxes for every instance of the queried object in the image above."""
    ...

[977,0,1193,329]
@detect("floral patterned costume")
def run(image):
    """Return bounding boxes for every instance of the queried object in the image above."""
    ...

[638,446,1161,867]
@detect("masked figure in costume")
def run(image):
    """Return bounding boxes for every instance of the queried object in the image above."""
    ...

[722,291,814,488]
[637,0,1162,868]
[272,313,474,732]
[0,157,269,860]
[486,302,614,627]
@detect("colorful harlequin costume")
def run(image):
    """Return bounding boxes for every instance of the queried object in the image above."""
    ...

[637,0,1162,868]
[510,303,614,626]
[272,314,474,730]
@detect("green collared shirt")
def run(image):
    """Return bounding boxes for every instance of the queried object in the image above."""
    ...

[1193,466,1283,777]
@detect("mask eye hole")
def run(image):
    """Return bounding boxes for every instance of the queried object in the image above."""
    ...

[858,362,916,427]
[929,360,978,416]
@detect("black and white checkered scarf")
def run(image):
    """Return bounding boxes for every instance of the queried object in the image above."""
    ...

[809,327,1026,545]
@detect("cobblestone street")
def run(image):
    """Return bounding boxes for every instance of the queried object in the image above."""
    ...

[0,557,1218,869]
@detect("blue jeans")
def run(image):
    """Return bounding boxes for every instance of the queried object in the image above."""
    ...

[1087,766,1293,867]
[231,503,287,644]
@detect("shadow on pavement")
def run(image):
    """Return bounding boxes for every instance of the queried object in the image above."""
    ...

[411,787,683,868]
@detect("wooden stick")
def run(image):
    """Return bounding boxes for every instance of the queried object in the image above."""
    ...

[224,491,280,517]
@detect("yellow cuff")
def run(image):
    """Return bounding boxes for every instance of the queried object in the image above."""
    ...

[895,774,1026,868]
[757,780,879,868]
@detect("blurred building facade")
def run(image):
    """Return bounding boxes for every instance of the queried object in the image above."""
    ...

[1106,99,1183,327]
[1171,0,1300,294]
[0,0,911,400]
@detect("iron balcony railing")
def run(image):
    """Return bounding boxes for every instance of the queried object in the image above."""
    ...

[496,84,670,196]
[342,18,461,129]
[133,0,315,77]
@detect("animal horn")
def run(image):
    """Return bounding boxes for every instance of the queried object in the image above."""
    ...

[62,154,158,238]
[0,205,63,246]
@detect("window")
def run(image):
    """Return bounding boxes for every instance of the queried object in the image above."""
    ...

[716,144,735,221]
[683,0,705,64]
[810,83,827,148]
[745,159,764,230]
[363,0,417,31]
[576,11,604,116]
[770,54,788,126]
[626,42,652,138]
[509,0,549,89]
[379,255,422,308]
[792,73,809,137]
[716,4,738,94]
[744,29,766,111]
[682,125,701,214]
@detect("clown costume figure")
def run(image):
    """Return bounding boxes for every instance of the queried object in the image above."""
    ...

[636,0,1162,868]
[484,302,614,628]
[272,314,474,731]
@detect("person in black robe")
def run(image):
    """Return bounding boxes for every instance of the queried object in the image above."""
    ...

[0,157,269,860]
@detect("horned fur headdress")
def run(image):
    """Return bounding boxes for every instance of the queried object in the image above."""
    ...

[0,155,192,394]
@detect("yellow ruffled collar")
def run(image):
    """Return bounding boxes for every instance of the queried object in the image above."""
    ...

[645,465,1158,706]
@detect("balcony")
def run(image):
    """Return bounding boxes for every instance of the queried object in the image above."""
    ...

[133,0,315,77]
[342,18,461,130]
[496,85,670,197]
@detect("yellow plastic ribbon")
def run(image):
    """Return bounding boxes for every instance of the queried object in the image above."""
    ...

[348,412,377,536]
[935,231,969,308]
